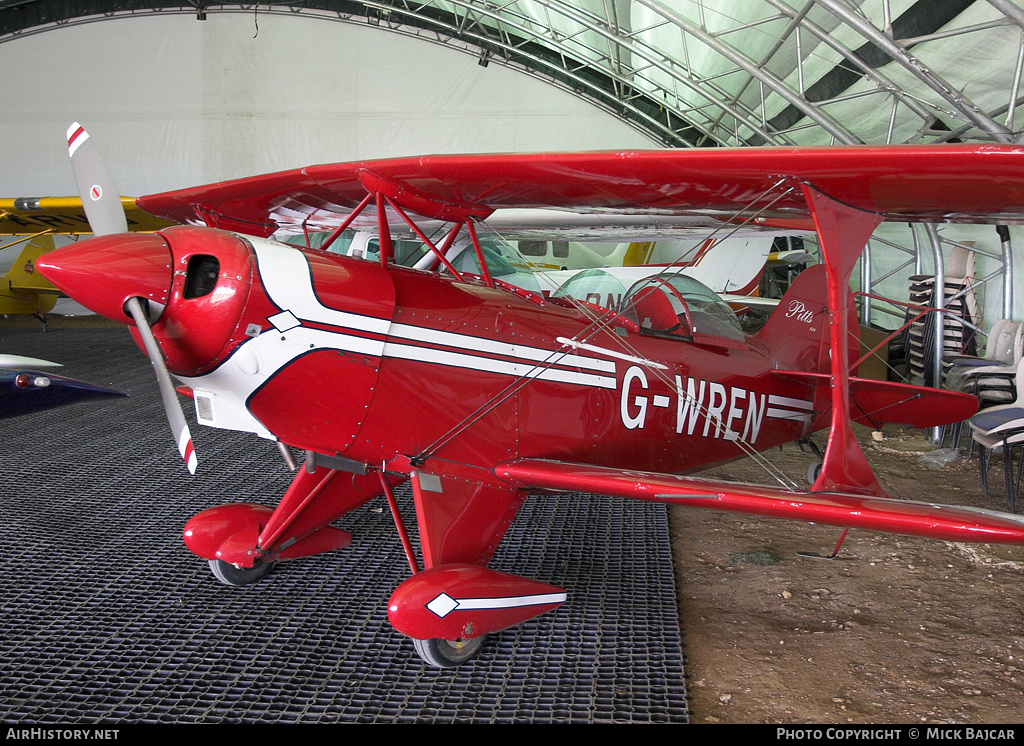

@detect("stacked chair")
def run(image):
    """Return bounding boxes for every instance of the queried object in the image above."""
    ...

[938,320,1020,452]
[967,357,1024,512]
[897,244,1024,512]
[903,246,980,387]
[945,319,1023,408]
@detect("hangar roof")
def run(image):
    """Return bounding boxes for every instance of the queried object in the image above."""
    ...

[0,0,1022,149]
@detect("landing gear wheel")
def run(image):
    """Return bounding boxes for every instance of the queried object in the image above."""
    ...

[412,635,486,668]
[208,558,276,587]
[807,461,823,486]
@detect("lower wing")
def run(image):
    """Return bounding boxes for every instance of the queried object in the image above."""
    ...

[496,459,1024,545]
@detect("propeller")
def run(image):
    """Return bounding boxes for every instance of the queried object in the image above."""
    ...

[67,122,198,474]
[67,123,128,236]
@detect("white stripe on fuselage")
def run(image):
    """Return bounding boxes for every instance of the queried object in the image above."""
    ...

[250,240,617,388]
[255,241,392,335]
[392,323,615,374]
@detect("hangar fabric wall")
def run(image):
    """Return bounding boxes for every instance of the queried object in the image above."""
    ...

[0,13,656,197]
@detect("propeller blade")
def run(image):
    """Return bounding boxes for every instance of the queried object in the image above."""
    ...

[67,122,128,236]
[125,297,198,475]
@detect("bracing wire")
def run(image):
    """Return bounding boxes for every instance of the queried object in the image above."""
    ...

[416,180,809,491]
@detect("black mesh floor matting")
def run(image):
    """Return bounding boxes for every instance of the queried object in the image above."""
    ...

[0,323,689,724]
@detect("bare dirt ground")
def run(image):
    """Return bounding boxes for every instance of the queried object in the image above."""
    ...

[673,426,1024,724]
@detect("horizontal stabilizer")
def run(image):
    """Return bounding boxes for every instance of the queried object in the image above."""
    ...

[773,370,979,429]
[497,459,1024,546]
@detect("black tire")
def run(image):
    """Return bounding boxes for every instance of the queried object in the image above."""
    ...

[208,558,275,587]
[412,635,486,667]
[807,461,823,486]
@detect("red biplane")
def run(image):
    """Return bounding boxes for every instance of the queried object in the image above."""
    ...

[36,124,1024,666]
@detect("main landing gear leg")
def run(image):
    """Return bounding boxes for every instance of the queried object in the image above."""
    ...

[798,437,825,486]
[378,475,491,668]
[184,463,393,585]
[384,472,565,668]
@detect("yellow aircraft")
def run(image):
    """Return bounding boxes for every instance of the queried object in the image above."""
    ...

[0,196,171,235]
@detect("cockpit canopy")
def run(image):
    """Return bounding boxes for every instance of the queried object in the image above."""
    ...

[553,268,746,345]
[286,228,745,345]
[550,268,631,311]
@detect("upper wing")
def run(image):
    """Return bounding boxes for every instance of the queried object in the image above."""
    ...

[134,146,1024,238]
[496,459,1024,546]
[0,197,172,235]
[9,146,1024,237]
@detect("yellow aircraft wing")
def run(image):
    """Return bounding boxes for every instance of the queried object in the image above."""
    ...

[0,196,173,235]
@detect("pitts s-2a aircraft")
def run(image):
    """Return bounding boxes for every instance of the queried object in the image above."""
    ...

[36,124,1024,666]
